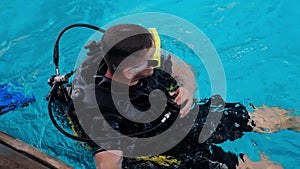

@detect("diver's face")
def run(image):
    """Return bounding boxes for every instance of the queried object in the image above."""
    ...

[132,65,154,81]
[129,48,155,81]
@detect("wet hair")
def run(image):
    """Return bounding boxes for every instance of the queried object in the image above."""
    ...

[101,24,153,73]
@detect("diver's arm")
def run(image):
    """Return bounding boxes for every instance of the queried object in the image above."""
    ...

[237,154,283,169]
[249,105,300,133]
[169,55,197,117]
[169,55,197,93]
[94,150,123,169]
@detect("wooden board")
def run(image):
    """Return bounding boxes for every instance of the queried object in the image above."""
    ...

[0,131,73,169]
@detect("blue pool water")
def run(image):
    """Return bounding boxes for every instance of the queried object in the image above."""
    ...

[0,0,299,168]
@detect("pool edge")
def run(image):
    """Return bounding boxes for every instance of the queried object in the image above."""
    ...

[0,131,73,169]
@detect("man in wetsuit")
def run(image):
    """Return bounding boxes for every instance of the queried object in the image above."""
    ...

[91,24,200,169]
[74,24,295,169]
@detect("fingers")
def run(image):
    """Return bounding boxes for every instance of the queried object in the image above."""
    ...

[174,87,187,104]
[179,98,193,118]
[252,105,300,133]
[172,87,194,118]
[173,88,183,105]
[174,91,181,104]
[237,154,283,169]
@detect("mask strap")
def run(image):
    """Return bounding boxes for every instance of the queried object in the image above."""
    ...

[148,28,161,68]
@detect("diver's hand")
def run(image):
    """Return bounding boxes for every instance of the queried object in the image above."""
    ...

[237,154,283,169]
[250,105,300,133]
[171,87,194,118]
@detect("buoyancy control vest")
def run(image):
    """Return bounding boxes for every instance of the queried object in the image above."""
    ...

[94,61,181,138]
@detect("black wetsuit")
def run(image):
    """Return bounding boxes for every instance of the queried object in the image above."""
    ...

[85,59,254,169]
[68,53,254,169]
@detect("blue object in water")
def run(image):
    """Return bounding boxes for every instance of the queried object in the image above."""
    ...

[0,84,35,115]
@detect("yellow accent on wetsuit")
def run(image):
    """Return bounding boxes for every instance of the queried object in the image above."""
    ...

[136,155,181,167]
[148,28,161,68]
[68,116,92,150]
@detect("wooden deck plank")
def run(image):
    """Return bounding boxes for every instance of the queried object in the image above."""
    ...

[0,131,73,169]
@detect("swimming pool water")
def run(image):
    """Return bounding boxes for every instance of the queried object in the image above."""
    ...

[0,0,299,168]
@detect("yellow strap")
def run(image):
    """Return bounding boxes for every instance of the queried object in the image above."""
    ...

[148,28,161,68]
[67,117,79,136]
[136,155,181,166]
